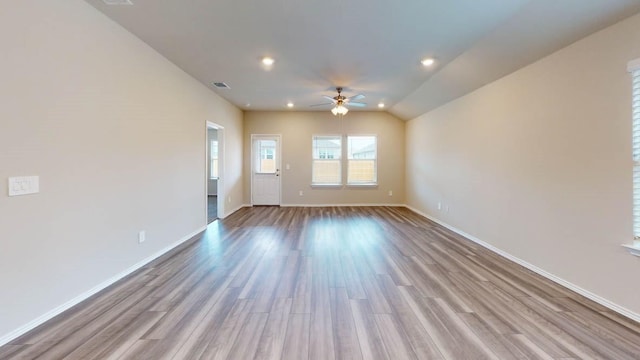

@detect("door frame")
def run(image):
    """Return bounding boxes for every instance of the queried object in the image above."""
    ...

[206,121,225,219]
[250,134,282,206]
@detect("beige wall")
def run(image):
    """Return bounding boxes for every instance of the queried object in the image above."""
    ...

[0,0,243,341]
[244,111,405,205]
[406,13,640,315]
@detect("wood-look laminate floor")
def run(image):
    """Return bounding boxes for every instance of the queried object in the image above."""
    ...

[2,206,640,359]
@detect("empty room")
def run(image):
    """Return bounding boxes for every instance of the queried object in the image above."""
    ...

[2,0,640,359]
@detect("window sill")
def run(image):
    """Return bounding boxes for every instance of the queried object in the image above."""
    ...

[310,184,343,189]
[621,242,640,257]
[346,183,378,188]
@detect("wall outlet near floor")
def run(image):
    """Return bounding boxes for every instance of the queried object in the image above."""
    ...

[437,201,442,210]
[138,231,146,244]
[227,196,231,203]
[299,190,304,196]
[388,190,393,196]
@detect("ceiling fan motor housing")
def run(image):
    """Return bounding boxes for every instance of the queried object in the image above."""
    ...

[335,87,346,102]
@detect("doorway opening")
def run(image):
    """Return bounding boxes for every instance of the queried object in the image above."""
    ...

[207,122,225,222]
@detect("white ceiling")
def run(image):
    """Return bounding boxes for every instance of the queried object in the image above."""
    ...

[85,0,640,120]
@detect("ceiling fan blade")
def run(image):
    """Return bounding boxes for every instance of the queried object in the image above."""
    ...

[346,102,367,108]
[348,94,365,101]
[322,95,337,102]
[309,102,334,107]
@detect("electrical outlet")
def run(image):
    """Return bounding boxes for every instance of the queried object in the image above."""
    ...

[299,190,303,196]
[228,196,231,203]
[138,231,146,244]
[388,190,393,196]
[437,202,442,210]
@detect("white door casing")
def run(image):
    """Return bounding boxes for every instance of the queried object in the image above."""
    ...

[207,121,225,218]
[251,134,281,205]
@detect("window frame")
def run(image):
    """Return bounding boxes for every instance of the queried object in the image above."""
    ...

[629,59,640,249]
[254,139,278,174]
[311,135,343,186]
[209,139,219,180]
[346,134,378,186]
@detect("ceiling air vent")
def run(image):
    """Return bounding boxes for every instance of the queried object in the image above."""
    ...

[102,0,133,5]
[212,82,231,89]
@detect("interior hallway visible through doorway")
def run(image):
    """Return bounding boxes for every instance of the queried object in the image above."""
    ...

[207,195,217,223]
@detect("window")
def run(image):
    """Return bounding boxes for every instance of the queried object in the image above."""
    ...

[312,135,341,185]
[255,139,277,173]
[347,135,377,185]
[210,140,219,179]
[630,59,640,241]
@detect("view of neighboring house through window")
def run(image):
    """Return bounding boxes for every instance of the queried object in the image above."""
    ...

[312,135,342,184]
[210,140,219,179]
[256,139,277,173]
[348,135,377,185]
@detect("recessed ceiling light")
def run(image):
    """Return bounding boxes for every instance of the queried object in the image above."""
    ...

[287,102,294,108]
[378,103,385,109]
[421,58,435,67]
[262,57,275,66]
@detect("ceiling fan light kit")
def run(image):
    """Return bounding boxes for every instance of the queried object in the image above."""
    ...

[312,87,366,116]
[331,104,349,116]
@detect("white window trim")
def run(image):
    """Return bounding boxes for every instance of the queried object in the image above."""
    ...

[622,244,640,256]
[347,134,378,186]
[209,140,219,180]
[347,183,378,188]
[623,59,640,256]
[310,184,344,189]
[311,134,343,186]
[628,59,640,73]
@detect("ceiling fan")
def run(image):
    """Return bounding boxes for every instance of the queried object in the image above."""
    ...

[311,87,366,115]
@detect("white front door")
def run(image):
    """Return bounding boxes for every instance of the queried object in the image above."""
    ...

[251,135,281,205]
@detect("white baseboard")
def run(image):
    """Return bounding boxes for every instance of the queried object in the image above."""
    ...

[280,203,406,207]
[219,204,250,219]
[405,205,640,324]
[0,226,207,347]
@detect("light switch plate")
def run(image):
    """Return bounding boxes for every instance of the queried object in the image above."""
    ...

[8,176,39,196]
